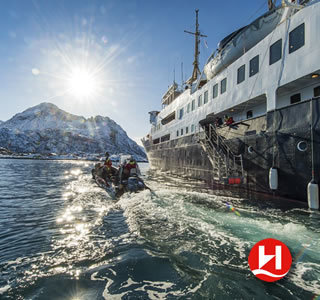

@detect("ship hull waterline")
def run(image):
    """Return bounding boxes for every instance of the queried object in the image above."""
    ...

[143,98,320,205]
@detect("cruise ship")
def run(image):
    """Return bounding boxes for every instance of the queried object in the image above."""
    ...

[142,0,320,209]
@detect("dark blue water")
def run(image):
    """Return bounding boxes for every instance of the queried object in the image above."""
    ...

[0,159,319,299]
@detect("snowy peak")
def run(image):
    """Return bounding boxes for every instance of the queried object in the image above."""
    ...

[1,102,86,132]
[0,102,146,159]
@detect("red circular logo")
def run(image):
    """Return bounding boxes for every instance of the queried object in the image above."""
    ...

[248,238,292,282]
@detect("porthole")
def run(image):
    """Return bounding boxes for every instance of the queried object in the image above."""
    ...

[297,141,307,152]
[248,146,254,154]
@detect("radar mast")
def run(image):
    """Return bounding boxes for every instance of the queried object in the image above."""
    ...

[184,9,207,84]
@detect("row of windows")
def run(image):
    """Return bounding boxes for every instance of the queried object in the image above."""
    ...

[236,23,305,86]
[175,24,306,128]
[211,77,227,101]
[290,86,320,104]
[179,90,209,119]
[209,23,305,101]
[176,124,196,137]
[151,122,161,134]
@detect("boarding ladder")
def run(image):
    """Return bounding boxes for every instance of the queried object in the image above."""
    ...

[198,123,244,183]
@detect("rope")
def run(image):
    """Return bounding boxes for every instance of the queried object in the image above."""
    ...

[311,99,315,181]
[271,7,296,167]
[222,16,279,142]
[244,0,270,26]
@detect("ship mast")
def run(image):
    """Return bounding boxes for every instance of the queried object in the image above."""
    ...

[184,9,207,84]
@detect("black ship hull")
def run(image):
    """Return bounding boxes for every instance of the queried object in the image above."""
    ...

[143,98,320,204]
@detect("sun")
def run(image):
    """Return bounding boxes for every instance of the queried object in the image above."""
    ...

[68,68,97,98]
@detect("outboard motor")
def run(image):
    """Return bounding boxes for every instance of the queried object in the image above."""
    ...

[127,177,145,192]
[130,167,137,176]
[127,177,140,192]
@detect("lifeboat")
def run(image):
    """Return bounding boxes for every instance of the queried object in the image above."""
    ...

[204,6,286,80]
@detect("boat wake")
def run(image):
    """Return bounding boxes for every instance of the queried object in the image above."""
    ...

[0,161,319,299]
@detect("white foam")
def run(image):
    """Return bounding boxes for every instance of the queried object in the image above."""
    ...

[289,262,320,294]
[0,285,10,294]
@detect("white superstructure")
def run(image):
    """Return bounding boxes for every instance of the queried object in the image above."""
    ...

[149,0,320,144]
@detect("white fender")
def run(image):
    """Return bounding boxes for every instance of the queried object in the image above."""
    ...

[269,167,278,190]
[307,181,319,210]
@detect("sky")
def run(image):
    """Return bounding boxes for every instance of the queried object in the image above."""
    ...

[0,0,273,144]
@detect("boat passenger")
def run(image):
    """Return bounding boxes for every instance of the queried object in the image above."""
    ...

[119,156,140,181]
[104,152,112,169]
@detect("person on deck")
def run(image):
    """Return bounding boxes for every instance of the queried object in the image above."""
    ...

[215,117,223,128]
[226,116,234,126]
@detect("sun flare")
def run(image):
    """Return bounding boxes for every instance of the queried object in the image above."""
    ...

[68,68,97,98]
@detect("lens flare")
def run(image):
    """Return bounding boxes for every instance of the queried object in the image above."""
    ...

[226,202,241,216]
[68,68,97,98]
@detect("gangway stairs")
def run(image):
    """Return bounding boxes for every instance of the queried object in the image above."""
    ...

[198,123,244,183]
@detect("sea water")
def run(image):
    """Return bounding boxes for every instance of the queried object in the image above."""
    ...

[0,159,319,299]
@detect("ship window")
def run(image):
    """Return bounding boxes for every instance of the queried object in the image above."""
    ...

[187,103,190,113]
[204,90,208,104]
[161,111,175,125]
[212,84,218,99]
[290,93,301,104]
[179,108,184,119]
[181,128,183,135]
[191,99,195,111]
[270,39,282,65]
[191,124,195,132]
[221,78,227,94]
[247,110,253,119]
[289,23,305,54]
[249,55,259,77]
[314,86,320,97]
[177,130,179,137]
[161,134,170,142]
[186,126,189,134]
[198,95,202,107]
[237,64,245,84]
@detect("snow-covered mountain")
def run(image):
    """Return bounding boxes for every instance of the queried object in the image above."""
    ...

[0,102,146,160]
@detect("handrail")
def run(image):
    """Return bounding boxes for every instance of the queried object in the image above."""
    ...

[198,123,244,179]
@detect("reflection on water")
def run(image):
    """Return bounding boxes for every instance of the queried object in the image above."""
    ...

[0,159,319,299]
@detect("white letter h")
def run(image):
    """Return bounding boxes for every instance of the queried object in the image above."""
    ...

[259,245,282,270]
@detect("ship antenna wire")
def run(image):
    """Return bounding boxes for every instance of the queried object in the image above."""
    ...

[234,13,278,144]
[181,62,184,88]
[271,7,295,167]
[311,98,315,181]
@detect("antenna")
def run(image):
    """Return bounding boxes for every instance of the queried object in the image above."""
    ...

[181,62,184,88]
[184,9,207,83]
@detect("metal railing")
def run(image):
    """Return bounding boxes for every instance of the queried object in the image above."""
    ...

[197,123,244,181]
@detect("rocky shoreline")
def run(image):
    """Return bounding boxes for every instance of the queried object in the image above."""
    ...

[0,147,148,162]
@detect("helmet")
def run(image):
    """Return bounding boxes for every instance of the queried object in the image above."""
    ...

[105,152,109,157]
